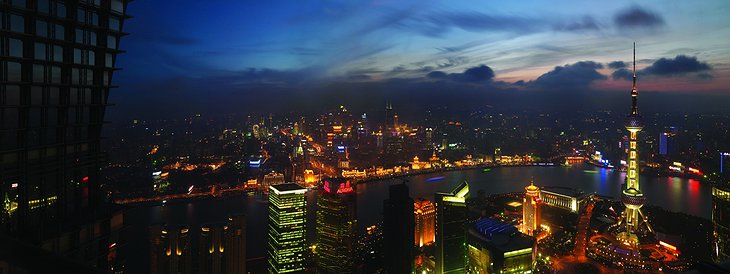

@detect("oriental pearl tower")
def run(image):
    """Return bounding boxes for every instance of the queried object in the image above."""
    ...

[617,43,654,246]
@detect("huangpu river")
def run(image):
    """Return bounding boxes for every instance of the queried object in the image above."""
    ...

[121,164,710,272]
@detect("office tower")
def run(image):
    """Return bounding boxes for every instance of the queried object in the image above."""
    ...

[617,43,653,246]
[425,127,433,149]
[200,223,225,274]
[383,182,414,274]
[316,178,356,274]
[522,182,541,236]
[0,0,129,269]
[713,186,730,263]
[466,218,535,274]
[435,181,469,274]
[385,101,393,130]
[414,198,436,247]
[226,214,247,274]
[150,225,192,274]
[268,183,307,273]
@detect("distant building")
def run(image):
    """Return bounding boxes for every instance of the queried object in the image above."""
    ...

[414,198,436,247]
[262,171,285,190]
[522,183,542,236]
[150,225,192,274]
[268,183,307,273]
[317,179,357,274]
[540,188,591,213]
[466,218,535,274]
[435,181,470,274]
[383,183,414,273]
[713,186,730,263]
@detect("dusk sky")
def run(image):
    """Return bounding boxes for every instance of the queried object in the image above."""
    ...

[110,0,730,118]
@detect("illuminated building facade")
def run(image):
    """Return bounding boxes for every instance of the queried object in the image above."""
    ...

[200,223,225,274]
[0,0,129,270]
[316,179,356,274]
[617,43,653,246]
[268,183,307,273]
[522,183,541,236]
[198,215,247,274]
[539,189,590,213]
[466,218,535,274]
[713,186,730,263]
[151,225,192,274]
[225,214,247,274]
[383,182,414,274]
[435,181,469,274]
[414,198,436,247]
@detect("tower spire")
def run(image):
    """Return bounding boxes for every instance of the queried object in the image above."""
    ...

[631,42,638,116]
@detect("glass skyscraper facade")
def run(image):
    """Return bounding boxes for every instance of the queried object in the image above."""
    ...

[435,181,469,274]
[268,183,307,273]
[713,186,730,263]
[316,178,356,274]
[1,0,128,235]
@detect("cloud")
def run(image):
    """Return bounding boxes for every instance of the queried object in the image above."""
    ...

[608,61,627,69]
[427,65,495,83]
[531,61,607,90]
[612,55,712,80]
[614,6,665,30]
[554,16,600,32]
[642,55,711,76]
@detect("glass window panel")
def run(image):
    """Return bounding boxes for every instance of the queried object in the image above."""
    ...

[9,39,23,57]
[75,28,83,43]
[7,62,22,81]
[91,13,98,26]
[33,64,45,82]
[89,32,96,46]
[77,8,86,23]
[36,20,48,37]
[107,36,117,49]
[109,17,120,31]
[88,51,95,65]
[11,0,26,8]
[69,88,78,105]
[53,45,62,62]
[51,66,61,83]
[35,43,46,60]
[74,49,82,64]
[5,85,21,105]
[56,3,66,18]
[48,87,59,105]
[111,0,124,13]
[71,68,79,84]
[11,14,25,33]
[54,24,64,40]
[37,0,50,13]
[30,86,43,105]
[105,53,113,68]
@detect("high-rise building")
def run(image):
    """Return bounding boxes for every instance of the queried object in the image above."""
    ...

[383,182,414,274]
[268,183,307,273]
[617,43,653,246]
[435,181,470,274]
[466,218,535,274]
[414,198,436,247]
[150,225,192,274]
[713,186,730,263]
[316,178,356,274]
[522,182,542,236]
[0,0,129,269]
[198,215,247,274]
[225,214,247,274]
[200,223,226,274]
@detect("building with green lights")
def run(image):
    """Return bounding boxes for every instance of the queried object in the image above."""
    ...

[466,218,535,274]
[713,185,730,263]
[316,179,356,274]
[268,183,307,273]
[435,181,469,274]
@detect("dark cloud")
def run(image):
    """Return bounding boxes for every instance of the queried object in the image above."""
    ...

[532,61,607,90]
[554,16,600,32]
[427,65,495,83]
[642,55,711,76]
[697,73,714,80]
[614,6,665,30]
[613,55,712,80]
[608,61,627,69]
[611,68,633,80]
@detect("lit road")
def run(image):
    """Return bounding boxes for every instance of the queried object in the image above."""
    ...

[573,200,595,259]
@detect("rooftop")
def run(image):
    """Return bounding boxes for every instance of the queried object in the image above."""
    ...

[270,183,306,194]
[469,218,535,253]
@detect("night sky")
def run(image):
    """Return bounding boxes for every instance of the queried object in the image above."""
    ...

[109,0,730,120]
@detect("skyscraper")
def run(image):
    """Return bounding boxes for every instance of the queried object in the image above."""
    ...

[713,186,730,263]
[225,214,247,274]
[316,178,356,274]
[435,181,470,274]
[268,183,307,273]
[383,182,414,274]
[150,225,192,274]
[617,43,653,246]
[200,223,225,274]
[1,0,129,269]
[414,198,436,247]
[466,218,535,274]
[522,182,541,236]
